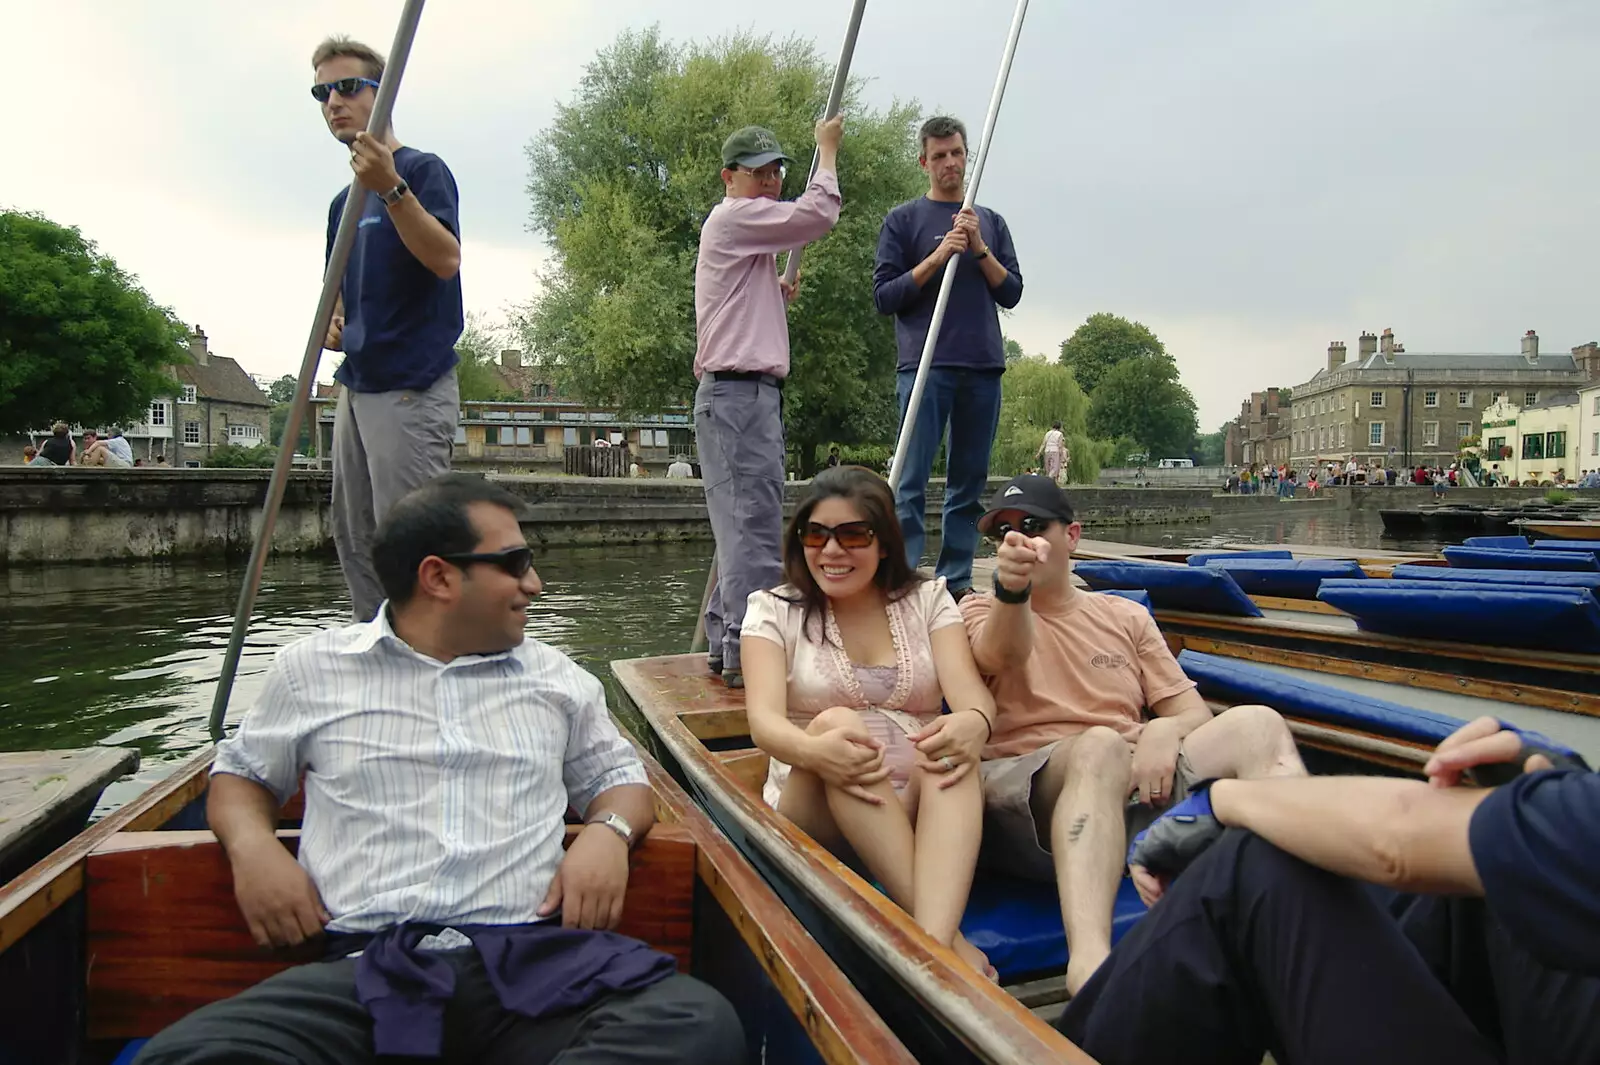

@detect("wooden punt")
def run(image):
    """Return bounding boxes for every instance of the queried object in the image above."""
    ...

[1516,519,1600,540]
[0,747,138,884]
[0,741,916,1065]
[616,654,1099,1065]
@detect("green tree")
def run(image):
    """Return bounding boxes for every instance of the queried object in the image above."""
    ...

[456,312,516,402]
[266,374,298,405]
[205,442,277,468]
[518,28,925,474]
[988,361,1106,482]
[1088,357,1199,459]
[0,211,186,435]
[1194,421,1230,466]
[1057,313,1169,394]
[1003,336,1024,363]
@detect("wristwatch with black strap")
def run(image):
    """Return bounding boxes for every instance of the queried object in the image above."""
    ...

[378,180,410,207]
[993,575,1031,604]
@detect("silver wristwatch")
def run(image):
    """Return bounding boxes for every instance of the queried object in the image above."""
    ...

[378,180,410,206]
[587,811,633,846]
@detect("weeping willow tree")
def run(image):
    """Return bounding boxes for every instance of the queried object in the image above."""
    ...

[989,360,1117,483]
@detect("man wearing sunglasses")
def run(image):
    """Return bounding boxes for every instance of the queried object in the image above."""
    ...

[958,474,1307,996]
[311,36,465,623]
[137,473,743,1065]
[693,116,844,688]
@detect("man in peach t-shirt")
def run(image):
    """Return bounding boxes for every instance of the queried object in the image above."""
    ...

[959,475,1307,995]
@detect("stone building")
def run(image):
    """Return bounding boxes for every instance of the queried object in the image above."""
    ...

[166,327,272,467]
[1223,387,1291,469]
[1288,328,1595,471]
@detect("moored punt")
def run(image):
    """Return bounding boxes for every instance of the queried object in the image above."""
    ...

[1516,518,1600,540]
[0,747,139,884]
[617,655,1106,1065]
[0,743,916,1065]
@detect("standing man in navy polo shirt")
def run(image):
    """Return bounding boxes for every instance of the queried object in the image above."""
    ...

[874,115,1023,600]
[313,36,464,622]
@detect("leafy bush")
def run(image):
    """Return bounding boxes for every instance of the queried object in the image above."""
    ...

[1546,488,1572,503]
[205,443,277,469]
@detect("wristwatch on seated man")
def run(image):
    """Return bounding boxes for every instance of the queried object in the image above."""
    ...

[586,811,634,847]
[993,575,1031,604]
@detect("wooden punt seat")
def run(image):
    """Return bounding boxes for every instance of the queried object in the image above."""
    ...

[84,825,697,1040]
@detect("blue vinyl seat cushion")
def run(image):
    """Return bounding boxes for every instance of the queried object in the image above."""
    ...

[1202,558,1366,599]
[1441,546,1600,572]
[1098,588,1154,614]
[1074,561,1263,617]
[1531,539,1600,556]
[1463,535,1530,549]
[1187,549,1293,566]
[1390,565,1600,593]
[961,873,1146,983]
[1316,579,1600,654]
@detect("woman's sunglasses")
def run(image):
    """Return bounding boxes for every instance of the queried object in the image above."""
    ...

[437,545,534,579]
[986,515,1053,541]
[799,521,876,550]
[311,77,381,103]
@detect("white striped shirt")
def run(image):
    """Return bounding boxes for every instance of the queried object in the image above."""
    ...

[213,607,647,934]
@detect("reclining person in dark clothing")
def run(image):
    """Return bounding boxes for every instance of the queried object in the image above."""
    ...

[1057,715,1599,1065]
[136,473,743,1065]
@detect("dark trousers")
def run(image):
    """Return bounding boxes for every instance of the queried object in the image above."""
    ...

[1058,829,1600,1065]
[133,954,745,1065]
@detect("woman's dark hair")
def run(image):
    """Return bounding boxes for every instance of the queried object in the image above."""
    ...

[1052,421,1062,430]
[372,473,526,604]
[780,466,922,640]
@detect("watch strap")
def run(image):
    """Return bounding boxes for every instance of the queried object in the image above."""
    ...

[588,812,632,845]
[379,180,410,206]
[973,249,990,261]
[993,577,1031,604]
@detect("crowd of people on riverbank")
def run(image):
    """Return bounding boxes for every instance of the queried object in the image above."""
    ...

[21,422,156,468]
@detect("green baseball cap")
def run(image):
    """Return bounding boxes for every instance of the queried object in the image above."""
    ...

[721,125,792,169]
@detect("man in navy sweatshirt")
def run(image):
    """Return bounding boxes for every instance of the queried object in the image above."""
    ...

[874,116,1023,598]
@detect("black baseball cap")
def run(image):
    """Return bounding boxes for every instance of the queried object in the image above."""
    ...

[722,126,792,169]
[977,474,1077,535]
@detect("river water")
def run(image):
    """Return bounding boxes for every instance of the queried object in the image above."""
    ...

[0,509,1428,813]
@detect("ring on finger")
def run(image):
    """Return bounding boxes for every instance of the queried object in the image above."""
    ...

[940,755,955,771]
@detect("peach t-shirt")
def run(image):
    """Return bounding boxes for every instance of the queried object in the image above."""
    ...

[959,590,1196,759]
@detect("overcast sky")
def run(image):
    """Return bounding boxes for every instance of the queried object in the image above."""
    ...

[6,0,1596,428]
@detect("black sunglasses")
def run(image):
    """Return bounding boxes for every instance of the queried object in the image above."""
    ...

[436,546,534,579]
[986,515,1053,541]
[799,521,876,550]
[311,76,380,103]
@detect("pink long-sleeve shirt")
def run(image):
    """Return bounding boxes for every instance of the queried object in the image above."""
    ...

[693,169,841,379]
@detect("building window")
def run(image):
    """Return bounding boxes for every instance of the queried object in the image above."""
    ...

[1593,395,1600,416]
[517,427,533,445]
[1457,421,1473,442]
[148,401,169,426]
[178,385,198,405]
[1592,432,1598,457]
[1422,422,1439,447]
[1423,391,1438,408]
[1525,391,1539,407]
[452,426,466,445]
[1369,422,1385,447]
[183,421,201,444]
[1338,424,1347,447]
[227,424,262,445]
[1369,391,1385,408]
[1546,431,1567,459]
[1522,434,1544,460]
[1487,436,1505,459]
[1491,391,1506,405]
[1457,390,1472,407]
[1338,394,1346,410]
[498,426,516,445]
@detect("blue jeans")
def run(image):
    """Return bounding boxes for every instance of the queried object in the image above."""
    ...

[894,368,1003,591]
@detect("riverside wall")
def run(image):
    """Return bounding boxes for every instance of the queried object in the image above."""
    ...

[0,468,1323,565]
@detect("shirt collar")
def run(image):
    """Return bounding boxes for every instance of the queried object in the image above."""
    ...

[338,603,525,670]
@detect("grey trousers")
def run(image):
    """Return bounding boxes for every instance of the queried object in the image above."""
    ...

[694,376,785,671]
[332,370,459,622]
[132,956,746,1065]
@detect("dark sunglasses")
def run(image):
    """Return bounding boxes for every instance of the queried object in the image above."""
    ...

[311,77,381,103]
[436,545,534,579]
[986,515,1053,541]
[799,521,876,550]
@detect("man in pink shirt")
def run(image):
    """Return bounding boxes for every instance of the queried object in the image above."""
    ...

[694,116,843,688]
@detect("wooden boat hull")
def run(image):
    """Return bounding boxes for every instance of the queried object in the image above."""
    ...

[0,747,138,884]
[1517,519,1600,539]
[0,741,914,1065]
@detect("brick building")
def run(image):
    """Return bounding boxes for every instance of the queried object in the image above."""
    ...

[1223,387,1291,469]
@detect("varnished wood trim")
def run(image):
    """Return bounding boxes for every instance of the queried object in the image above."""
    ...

[677,707,753,742]
[1249,595,1347,616]
[1173,633,1600,718]
[714,749,769,794]
[614,654,1098,1065]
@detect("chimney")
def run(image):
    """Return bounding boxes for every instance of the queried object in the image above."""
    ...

[499,349,522,369]
[1358,331,1378,360]
[1379,328,1396,357]
[188,325,209,366]
[1326,340,1347,374]
[1572,341,1599,382]
[1521,330,1539,363]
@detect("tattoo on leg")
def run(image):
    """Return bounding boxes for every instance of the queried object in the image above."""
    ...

[1067,813,1088,844]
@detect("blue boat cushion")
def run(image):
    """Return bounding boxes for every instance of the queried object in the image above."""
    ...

[961,873,1146,983]
[1463,535,1530,549]
[1442,546,1600,572]
[1316,579,1600,655]
[1203,558,1366,599]
[1390,565,1600,593]
[1074,561,1263,617]
[1098,587,1154,615]
[1187,549,1293,566]
[1532,539,1600,555]
[1176,649,1578,757]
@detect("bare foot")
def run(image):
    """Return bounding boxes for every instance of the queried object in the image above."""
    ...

[953,932,999,983]
[1064,948,1109,997]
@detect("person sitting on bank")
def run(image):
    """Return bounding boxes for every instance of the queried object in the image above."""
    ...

[666,455,694,479]
[742,466,998,979]
[960,474,1308,995]
[1055,718,1599,1065]
[134,473,743,1065]
[35,421,75,466]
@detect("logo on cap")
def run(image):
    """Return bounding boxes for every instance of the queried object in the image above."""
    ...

[1003,485,1024,497]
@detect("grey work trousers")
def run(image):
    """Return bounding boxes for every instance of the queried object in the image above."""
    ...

[694,375,785,671]
[332,370,459,622]
[132,954,746,1065]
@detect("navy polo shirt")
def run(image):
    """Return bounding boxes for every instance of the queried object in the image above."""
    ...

[1469,769,1600,975]
[325,147,463,393]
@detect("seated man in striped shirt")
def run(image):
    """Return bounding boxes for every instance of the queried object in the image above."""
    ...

[136,474,743,1065]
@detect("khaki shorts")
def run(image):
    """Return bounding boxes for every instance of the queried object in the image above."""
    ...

[978,739,1199,882]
